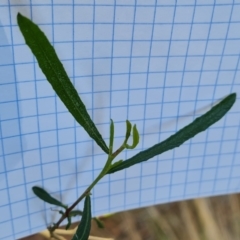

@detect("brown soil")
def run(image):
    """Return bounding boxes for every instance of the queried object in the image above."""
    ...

[20,193,240,240]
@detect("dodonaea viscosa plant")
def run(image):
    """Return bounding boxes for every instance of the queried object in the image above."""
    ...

[17,12,237,240]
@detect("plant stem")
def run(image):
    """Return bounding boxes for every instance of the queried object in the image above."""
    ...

[49,145,124,233]
[49,174,102,232]
[111,145,125,159]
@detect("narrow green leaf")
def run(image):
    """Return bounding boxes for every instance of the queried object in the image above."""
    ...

[110,159,123,169]
[108,93,236,174]
[125,124,139,149]
[93,217,104,229]
[65,216,72,230]
[124,120,132,144]
[109,119,114,154]
[17,13,109,154]
[72,195,92,240]
[32,186,67,209]
[70,210,83,217]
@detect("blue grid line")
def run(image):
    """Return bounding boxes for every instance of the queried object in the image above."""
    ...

[72,0,79,213]
[174,2,197,199]
[61,52,240,59]
[29,0,46,231]
[141,0,157,205]
[50,0,63,215]
[108,0,116,214]
[6,172,240,231]
[0,84,13,232]
[7,1,30,237]
[155,2,177,203]
[227,121,240,188]
[91,1,96,215]
[2,166,240,203]
[3,20,240,28]
[0,3,240,239]
[0,137,238,161]
[1,167,240,203]
[123,0,137,211]
[2,37,240,49]
[0,94,239,112]
[0,116,239,154]
[1,55,240,71]
[0,135,238,168]
[211,3,235,194]
[227,69,240,189]
[12,127,240,143]
[4,182,240,219]
[80,176,240,193]
[1,69,238,84]
[2,37,240,45]
[1,91,240,109]
[2,52,240,64]
[1,70,240,88]
[1,83,239,99]
[0,165,236,193]
[5,179,238,232]
[1,3,240,7]
[196,1,217,197]
[53,69,240,78]
[226,39,240,191]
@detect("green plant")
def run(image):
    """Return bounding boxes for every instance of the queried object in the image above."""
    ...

[17,12,236,240]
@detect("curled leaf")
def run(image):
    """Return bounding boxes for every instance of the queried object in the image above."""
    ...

[108,93,237,174]
[32,186,67,209]
[125,124,139,149]
[17,13,109,154]
[124,120,132,144]
[72,195,92,240]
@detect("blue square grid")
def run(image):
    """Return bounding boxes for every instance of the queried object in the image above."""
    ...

[0,1,239,240]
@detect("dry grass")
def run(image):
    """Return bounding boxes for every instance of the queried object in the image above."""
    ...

[21,193,240,240]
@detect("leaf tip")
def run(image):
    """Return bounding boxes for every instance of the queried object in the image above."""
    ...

[17,12,25,24]
[231,92,237,100]
[32,186,39,194]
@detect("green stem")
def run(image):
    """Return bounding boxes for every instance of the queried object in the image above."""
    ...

[48,148,121,233]
[111,145,125,159]
[49,121,129,233]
